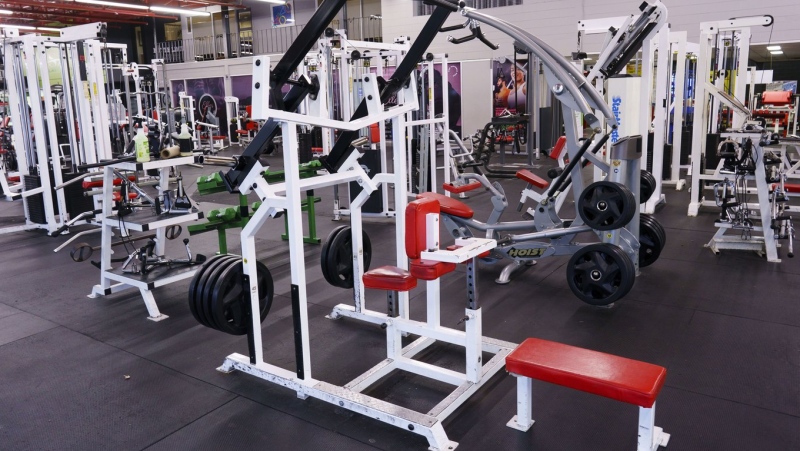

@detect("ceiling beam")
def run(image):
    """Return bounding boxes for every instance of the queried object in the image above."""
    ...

[0,2,179,20]
[1,9,164,23]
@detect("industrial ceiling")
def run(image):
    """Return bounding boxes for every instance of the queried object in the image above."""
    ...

[0,0,244,28]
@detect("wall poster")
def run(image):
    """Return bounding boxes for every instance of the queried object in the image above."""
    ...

[272,1,294,27]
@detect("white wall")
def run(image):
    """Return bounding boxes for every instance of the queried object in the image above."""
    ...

[460,59,492,136]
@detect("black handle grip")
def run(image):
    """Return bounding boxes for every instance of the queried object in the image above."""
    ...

[440,23,465,32]
[49,225,69,237]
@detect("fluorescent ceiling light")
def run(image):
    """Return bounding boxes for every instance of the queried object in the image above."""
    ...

[256,0,287,4]
[75,0,148,10]
[0,9,13,15]
[766,45,781,51]
[150,6,210,16]
[37,27,62,32]
[0,24,36,30]
[770,50,784,55]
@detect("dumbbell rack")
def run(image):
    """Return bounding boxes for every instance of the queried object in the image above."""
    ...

[89,156,203,321]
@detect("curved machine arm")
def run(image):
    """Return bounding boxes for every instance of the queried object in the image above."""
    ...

[454,3,617,129]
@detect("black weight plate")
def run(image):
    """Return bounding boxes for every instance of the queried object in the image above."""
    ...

[191,254,236,328]
[211,260,275,335]
[640,170,656,204]
[198,255,240,330]
[566,243,636,306]
[321,225,348,285]
[578,181,636,231]
[188,254,231,327]
[324,226,372,289]
[70,243,93,262]
[639,214,666,268]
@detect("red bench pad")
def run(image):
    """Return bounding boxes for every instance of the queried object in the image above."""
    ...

[442,181,482,194]
[410,259,456,280]
[506,338,666,408]
[363,266,417,291]
[417,192,474,219]
[516,170,549,189]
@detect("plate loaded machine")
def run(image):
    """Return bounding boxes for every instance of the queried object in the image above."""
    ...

[188,2,518,449]
[2,23,112,236]
[427,2,659,305]
[687,15,774,216]
[578,1,669,213]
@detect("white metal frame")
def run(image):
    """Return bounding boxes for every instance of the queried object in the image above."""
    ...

[661,31,699,191]
[406,53,453,198]
[687,16,772,216]
[507,373,670,451]
[1,25,111,235]
[89,156,201,320]
[218,57,514,450]
[327,32,412,220]
[703,132,782,262]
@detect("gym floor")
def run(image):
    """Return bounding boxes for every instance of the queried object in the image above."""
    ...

[0,147,798,451]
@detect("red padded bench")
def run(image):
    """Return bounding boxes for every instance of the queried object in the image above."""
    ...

[506,338,670,451]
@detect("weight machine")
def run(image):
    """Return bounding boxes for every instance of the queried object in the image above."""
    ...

[578,1,669,213]
[194,2,522,448]
[687,15,773,216]
[2,23,111,235]
[430,2,663,302]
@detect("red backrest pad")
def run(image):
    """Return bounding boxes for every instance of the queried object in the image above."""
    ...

[550,136,567,160]
[405,197,439,259]
[506,338,666,408]
[762,91,793,106]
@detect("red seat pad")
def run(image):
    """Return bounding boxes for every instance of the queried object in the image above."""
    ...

[416,192,474,219]
[506,338,666,408]
[410,259,456,280]
[363,266,417,291]
[516,169,549,189]
[442,181,482,194]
